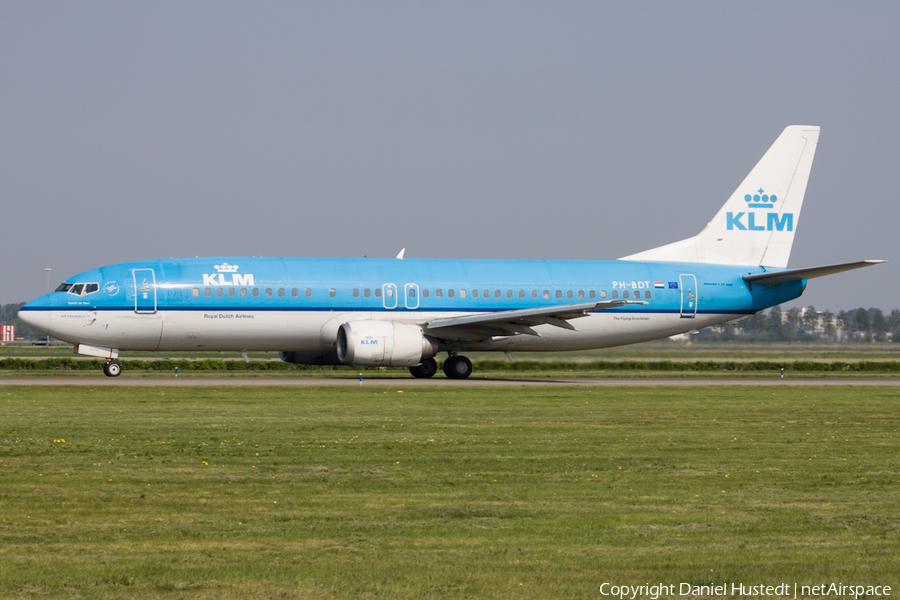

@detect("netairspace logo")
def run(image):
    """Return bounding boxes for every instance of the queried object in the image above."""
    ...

[597,581,891,599]
[727,188,793,232]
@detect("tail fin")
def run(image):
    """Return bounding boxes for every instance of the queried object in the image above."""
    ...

[621,126,820,268]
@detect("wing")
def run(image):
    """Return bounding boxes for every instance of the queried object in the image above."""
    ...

[424,300,647,341]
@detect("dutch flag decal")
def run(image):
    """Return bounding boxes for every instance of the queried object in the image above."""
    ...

[654,281,665,288]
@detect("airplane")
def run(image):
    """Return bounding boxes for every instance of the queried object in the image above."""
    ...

[18,126,883,378]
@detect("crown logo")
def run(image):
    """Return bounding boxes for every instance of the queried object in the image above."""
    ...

[214,262,239,273]
[744,188,777,208]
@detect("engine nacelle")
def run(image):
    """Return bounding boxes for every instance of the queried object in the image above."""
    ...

[336,321,437,367]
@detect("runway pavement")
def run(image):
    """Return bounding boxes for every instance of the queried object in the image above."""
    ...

[3,376,899,387]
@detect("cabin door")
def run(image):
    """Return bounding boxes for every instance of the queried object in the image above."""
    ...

[382,283,398,309]
[679,274,697,319]
[133,269,157,314]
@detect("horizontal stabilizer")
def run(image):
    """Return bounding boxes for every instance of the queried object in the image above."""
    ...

[742,260,885,286]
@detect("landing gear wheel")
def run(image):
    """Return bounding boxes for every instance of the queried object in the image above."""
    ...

[443,355,472,379]
[409,357,437,378]
[103,360,122,378]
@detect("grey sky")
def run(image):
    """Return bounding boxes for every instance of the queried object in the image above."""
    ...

[2,2,897,311]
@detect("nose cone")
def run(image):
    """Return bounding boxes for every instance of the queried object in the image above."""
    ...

[18,295,52,335]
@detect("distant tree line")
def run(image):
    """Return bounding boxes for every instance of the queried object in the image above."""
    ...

[699,306,900,343]
[0,302,41,339]
[2,302,899,343]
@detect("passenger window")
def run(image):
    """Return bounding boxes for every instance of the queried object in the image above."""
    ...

[328,288,335,297]
[386,288,393,298]
[518,290,525,299]
[265,288,273,297]
[291,288,298,297]
[364,288,371,298]
[192,287,199,297]
[600,290,607,299]
[278,288,285,297]
[228,288,236,297]
[448,289,455,298]
[611,290,618,299]
[483,289,489,298]
[589,290,596,299]
[543,290,549,299]
[305,288,312,297]
[577,290,584,299]
[472,289,478,298]
[644,290,651,300]
[422,289,429,298]
[204,288,212,297]
[460,289,467,298]
[623,290,629,299]
[532,290,538,299]
[216,288,224,297]
[353,289,359,297]
[505,289,511,299]
[566,290,573,299]
[240,288,247,297]
[375,288,382,298]
[436,289,443,298]
[252,288,259,297]
[408,288,416,297]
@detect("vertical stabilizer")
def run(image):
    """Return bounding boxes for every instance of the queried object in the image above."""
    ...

[621,126,820,268]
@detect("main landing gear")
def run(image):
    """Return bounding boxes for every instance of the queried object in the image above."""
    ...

[442,355,472,379]
[103,359,122,377]
[409,357,438,378]
[407,355,473,379]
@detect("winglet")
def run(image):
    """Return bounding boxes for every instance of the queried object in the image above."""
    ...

[396,248,406,260]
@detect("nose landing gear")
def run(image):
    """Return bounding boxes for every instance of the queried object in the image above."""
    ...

[103,360,122,377]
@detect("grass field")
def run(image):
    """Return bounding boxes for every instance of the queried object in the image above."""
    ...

[1,385,899,599]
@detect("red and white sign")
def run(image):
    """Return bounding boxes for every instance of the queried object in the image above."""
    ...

[1,325,15,342]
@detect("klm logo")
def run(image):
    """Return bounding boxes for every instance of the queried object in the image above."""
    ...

[360,336,379,346]
[744,189,777,208]
[726,188,793,232]
[202,262,255,286]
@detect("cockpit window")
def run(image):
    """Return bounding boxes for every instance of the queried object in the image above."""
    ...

[61,282,99,296]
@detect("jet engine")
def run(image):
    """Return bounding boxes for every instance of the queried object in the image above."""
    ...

[336,320,437,367]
